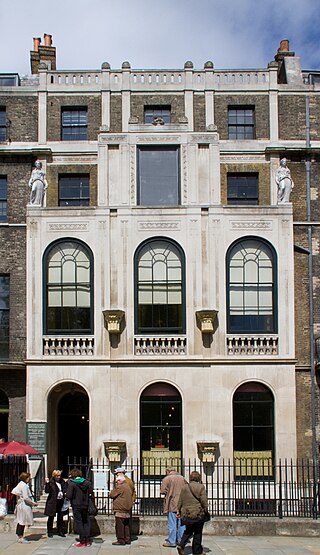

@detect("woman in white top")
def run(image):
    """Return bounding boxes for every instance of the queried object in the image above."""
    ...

[12,472,37,543]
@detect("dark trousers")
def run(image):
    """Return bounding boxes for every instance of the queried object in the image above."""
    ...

[47,500,64,533]
[16,523,25,537]
[179,521,204,555]
[73,507,90,543]
[115,516,131,544]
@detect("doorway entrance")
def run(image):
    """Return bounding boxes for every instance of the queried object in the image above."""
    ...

[47,382,89,476]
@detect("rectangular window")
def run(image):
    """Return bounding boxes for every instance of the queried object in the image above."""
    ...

[227,173,258,205]
[0,110,6,142]
[58,175,89,206]
[137,146,180,206]
[228,107,255,139]
[144,105,171,124]
[0,177,7,221]
[0,276,9,360]
[61,108,88,140]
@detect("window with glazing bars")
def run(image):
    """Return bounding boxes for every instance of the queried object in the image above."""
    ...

[228,107,255,139]
[0,110,6,142]
[227,173,258,205]
[0,177,7,222]
[144,106,171,124]
[0,276,9,359]
[59,175,89,206]
[61,108,88,140]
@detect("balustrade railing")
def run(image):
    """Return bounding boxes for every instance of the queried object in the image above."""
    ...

[227,335,278,356]
[43,336,94,356]
[134,336,187,355]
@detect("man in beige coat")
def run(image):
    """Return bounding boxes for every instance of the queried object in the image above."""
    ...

[160,466,186,547]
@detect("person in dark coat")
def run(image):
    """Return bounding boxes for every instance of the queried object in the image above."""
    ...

[44,469,67,538]
[177,471,208,555]
[66,468,94,548]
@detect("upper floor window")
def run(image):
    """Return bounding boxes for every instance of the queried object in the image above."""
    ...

[137,146,180,206]
[227,173,258,205]
[44,240,93,334]
[144,105,171,124]
[61,108,88,140]
[227,238,277,334]
[0,110,6,142]
[0,177,7,222]
[135,239,185,334]
[228,107,255,139]
[59,175,89,207]
[0,276,9,360]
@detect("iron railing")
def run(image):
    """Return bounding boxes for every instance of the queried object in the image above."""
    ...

[67,457,320,519]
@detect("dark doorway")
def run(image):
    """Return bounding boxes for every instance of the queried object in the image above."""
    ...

[57,388,89,475]
[0,389,9,441]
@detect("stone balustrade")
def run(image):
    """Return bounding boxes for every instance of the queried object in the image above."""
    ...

[134,336,187,355]
[43,336,94,356]
[227,336,278,356]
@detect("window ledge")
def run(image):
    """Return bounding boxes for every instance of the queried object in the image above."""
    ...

[227,335,278,356]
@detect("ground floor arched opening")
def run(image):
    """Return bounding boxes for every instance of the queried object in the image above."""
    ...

[47,382,89,476]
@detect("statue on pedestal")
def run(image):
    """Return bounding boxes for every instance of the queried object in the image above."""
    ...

[275,158,294,204]
[28,160,48,207]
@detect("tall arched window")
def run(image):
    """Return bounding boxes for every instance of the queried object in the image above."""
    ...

[140,382,182,476]
[233,382,274,478]
[135,239,185,334]
[227,238,277,333]
[44,240,93,334]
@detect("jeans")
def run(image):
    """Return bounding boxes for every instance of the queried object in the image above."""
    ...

[167,511,185,545]
[179,521,204,555]
[72,507,90,544]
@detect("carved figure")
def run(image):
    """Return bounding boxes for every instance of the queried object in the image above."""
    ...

[28,160,48,206]
[275,158,294,203]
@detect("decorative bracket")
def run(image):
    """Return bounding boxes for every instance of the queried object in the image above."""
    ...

[103,310,125,334]
[196,310,218,333]
[103,441,127,463]
[197,441,219,463]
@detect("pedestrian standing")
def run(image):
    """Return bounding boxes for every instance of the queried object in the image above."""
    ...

[160,466,186,548]
[12,472,38,543]
[44,469,67,537]
[109,473,133,545]
[66,468,94,547]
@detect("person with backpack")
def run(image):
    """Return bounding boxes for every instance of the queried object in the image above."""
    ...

[66,468,94,547]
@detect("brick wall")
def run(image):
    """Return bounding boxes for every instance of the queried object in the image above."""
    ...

[214,95,270,140]
[0,369,26,442]
[110,94,122,133]
[193,94,206,131]
[220,162,270,205]
[0,96,38,142]
[279,96,306,140]
[47,95,101,141]
[46,164,98,207]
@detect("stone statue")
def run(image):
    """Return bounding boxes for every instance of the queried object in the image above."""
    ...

[28,160,48,207]
[275,158,294,204]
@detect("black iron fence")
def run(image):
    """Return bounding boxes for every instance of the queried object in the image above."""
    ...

[66,457,320,519]
[0,455,28,513]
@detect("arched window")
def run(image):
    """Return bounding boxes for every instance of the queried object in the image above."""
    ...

[135,239,185,334]
[233,382,274,478]
[140,382,182,476]
[227,238,277,333]
[44,240,93,334]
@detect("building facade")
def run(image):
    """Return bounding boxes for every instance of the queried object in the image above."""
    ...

[0,36,319,475]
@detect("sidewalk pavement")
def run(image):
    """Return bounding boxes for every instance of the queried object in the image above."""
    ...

[0,533,320,554]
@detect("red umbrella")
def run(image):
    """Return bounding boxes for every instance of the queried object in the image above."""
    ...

[0,441,39,455]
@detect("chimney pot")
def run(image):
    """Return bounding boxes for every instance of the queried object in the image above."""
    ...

[44,34,52,47]
[33,37,41,51]
[278,39,289,53]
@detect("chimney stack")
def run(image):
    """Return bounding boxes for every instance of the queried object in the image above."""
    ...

[278,39,289,53]
[30,34,56,74]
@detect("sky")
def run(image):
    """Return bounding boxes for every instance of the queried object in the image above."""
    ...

[1,0,320,75]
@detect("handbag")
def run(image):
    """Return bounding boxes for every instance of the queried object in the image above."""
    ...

[88,497,98,517]
[181,483,211,525]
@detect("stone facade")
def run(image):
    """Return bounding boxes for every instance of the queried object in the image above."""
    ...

[0,41,320,476]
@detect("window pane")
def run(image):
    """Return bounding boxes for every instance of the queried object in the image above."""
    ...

[61,109,88,141]
[138,147,179,206]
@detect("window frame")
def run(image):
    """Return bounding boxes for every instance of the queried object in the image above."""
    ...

[144,105,171,124]
[43,239,94,335]
[226,237,278,334]
[228,106,255,140]
[137,145,180,206]
[227,173,259,205]
[61,107,88,141]
[0,109,6,143]
[58,174,90,207]
[134,238,186,335]
[0,176,7,222]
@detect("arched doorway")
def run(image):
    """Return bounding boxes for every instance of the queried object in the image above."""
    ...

[47,383,89,476]
[140,382,182,477]
[0,389,9,441]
